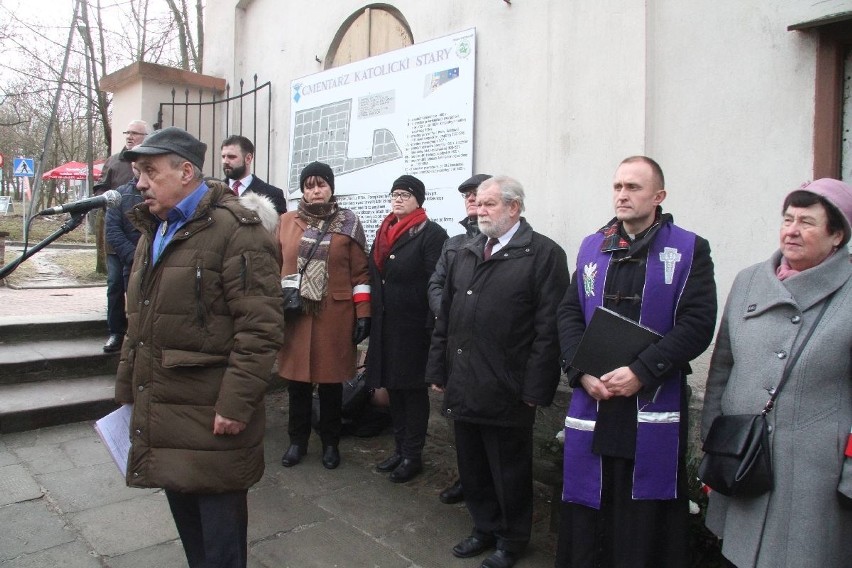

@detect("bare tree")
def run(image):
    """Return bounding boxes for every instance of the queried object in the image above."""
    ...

[164,0,203,72]
[0,0,205,202]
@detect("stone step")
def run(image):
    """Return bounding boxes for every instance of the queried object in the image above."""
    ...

[0,374,118,433]
[0,316,106,344]
[0,336,119,384]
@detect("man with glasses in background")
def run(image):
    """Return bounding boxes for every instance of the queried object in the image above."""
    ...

[95,120,151,353]
[427,173,492,505]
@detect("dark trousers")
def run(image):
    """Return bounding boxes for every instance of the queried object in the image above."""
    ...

[387,387,430,460]
[554,456,689,568]
[454,420,533,553]
[106,253,127,335]
[165,489,248,568]
[288,381,342,447]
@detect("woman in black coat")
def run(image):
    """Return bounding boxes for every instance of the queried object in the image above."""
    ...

[367,174,448,483]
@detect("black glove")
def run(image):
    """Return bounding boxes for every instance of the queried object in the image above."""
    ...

[353,317,371,344]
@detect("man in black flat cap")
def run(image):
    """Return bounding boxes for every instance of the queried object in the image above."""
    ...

[427,172,492,505]
[115,126,284,568]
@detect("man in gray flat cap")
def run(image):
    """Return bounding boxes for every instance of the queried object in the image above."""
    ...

[115,126,284,568]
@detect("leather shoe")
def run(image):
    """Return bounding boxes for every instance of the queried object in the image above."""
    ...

[103,334,123,353]
[280,444,306,467]
[376,453,403,472]
[481,549,518,568]
[389,458,422,483]
[439,478,464,504]
[452,535,495,558]
[321,445,340,469]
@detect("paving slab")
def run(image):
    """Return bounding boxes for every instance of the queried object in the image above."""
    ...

[0,499,76,561]
[372,503,473,568]
[37,462,153,513]
[317,475,441,538]
[267,451,370,500]
[104,541,190,568]
[251,517,409,568]
[69,492,179,557]
[0,446,18,467]
[248,484,333,542]
[0,463,43,506]
[60,434,114,469]
[2,421,94,449]
[0,540,102,568]
[12,441,78,475]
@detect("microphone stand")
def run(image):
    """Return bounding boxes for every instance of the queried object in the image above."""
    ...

[0,212,87,280]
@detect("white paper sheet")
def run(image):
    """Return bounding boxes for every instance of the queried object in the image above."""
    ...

[94,404,132,477]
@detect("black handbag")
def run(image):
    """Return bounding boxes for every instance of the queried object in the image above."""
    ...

[698,293,834,497]
[698,413,772,497]
[282,218,331,313]
[281,276,302,312]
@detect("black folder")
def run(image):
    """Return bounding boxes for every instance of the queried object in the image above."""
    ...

[569,307,662,378]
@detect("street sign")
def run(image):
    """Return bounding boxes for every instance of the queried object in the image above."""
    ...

[13,158,35,177]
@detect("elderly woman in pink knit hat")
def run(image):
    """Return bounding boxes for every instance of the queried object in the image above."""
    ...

[702,178,852,568]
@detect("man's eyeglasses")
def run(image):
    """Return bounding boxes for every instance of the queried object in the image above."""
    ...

[389,191,413,201]
[123,131,147,137]
[462,190,476,200]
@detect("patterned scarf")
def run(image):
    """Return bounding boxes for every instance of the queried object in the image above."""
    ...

[372,208,428,272]
[296,198,366,313]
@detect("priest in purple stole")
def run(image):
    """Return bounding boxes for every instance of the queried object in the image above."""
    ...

[555,156,717,568]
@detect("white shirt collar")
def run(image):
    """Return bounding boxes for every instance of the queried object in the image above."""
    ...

[230,174,253,195]
[491,219,521,254]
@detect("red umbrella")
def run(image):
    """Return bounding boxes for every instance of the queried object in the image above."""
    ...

[41,159,106,180]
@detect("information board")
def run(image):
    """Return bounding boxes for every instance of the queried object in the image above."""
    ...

[288,28,476,239]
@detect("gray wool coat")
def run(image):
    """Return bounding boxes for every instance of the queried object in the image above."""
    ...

[701,249,852,568]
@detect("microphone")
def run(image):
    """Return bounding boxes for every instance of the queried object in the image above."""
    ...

[37,190,122,216]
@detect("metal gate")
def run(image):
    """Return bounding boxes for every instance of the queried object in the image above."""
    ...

[155,75,273,182]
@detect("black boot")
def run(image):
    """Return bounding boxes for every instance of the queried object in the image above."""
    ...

[439,478,464,504]
[281,444,306,467]
[376,452,403,473]
[389,458,422,483]
[322,445,340,469]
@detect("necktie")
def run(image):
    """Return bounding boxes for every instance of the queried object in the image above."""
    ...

[484,237,498,260]
[232,180,241,195]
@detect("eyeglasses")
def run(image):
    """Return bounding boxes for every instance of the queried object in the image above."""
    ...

[462,190,476,200]
[389,191,413,201]
[123,131,147,137]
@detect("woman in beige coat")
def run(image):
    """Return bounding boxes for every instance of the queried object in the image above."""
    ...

[277,162,371,470]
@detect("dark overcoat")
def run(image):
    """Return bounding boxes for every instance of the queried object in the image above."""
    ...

[425,219,570,427]
[367,219,447,390]
[427,216,480,315]
[244,176,287,214]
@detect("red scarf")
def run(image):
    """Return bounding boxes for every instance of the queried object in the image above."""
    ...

[372,208,428,272]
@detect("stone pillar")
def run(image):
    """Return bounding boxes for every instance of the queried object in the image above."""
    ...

[99,62,226,172]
